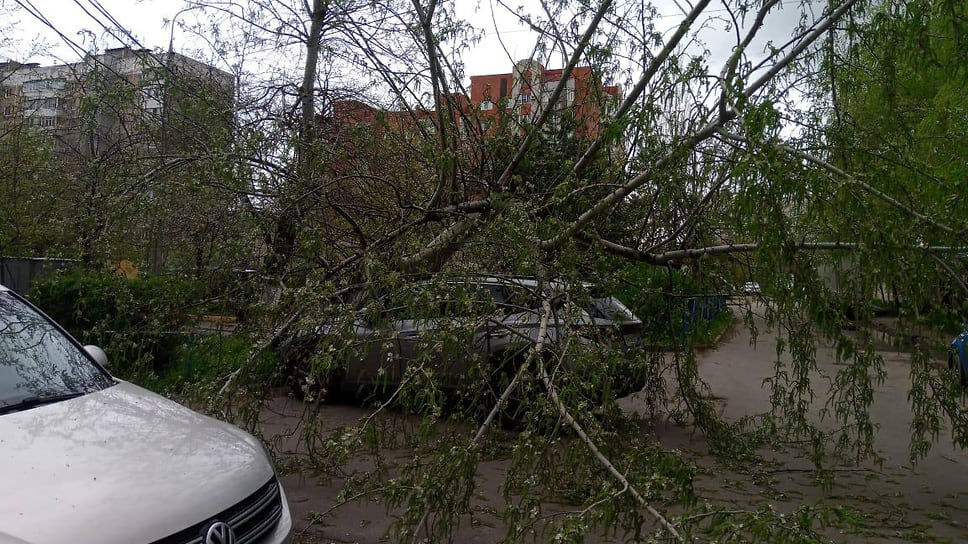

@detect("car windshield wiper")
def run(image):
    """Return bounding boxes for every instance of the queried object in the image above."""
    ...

[0,392,87,415]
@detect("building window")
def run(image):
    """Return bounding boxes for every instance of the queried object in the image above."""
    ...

[28,116,56,127]
[22,79,65,93]
[3,105,14,117]
[517,93,533,104]
[143,84,163,102]
[24,98,59,111]
[480,100,493,111]
[499,78,508,99]
[2,87,13,98]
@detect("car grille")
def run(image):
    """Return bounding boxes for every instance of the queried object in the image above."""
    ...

[152,477,284,544]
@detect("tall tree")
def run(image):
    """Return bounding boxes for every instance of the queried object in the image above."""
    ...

[190,0,938,539]
[809,0,968,458]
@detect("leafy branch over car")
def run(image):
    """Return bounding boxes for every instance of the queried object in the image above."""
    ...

[286,276,644,410]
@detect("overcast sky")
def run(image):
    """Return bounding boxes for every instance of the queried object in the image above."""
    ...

[2,0,809,83]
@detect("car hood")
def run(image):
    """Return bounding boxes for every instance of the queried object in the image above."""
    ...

[0,381,275,544]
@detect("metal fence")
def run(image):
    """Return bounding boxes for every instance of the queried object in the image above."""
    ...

[681,293,729,334]
[0,257,78,294]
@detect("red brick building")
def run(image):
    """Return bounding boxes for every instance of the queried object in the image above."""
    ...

[323,59,620,147]
[321,94,478,173]
[469,59,620,140]
[318,60,622,200]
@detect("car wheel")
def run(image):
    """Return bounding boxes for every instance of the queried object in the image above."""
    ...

[952,351,968,386]
[284,354,347,403]
[454,348,546,427]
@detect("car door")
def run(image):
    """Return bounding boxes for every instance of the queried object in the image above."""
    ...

[392,316,426,366]
[346,307,404,392]
[356,285,451,390]
[394,283,504,389]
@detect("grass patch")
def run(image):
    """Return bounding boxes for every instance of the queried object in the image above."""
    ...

[690,310,734,347]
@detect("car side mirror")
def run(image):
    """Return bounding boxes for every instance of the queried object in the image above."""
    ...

[83,345,109,368]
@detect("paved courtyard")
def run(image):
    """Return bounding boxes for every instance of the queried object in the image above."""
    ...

[269,302,968,542]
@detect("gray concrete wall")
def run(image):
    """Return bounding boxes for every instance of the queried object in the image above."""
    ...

[0,257,77,294]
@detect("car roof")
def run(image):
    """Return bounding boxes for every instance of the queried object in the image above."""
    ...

[475,277,537,287]
[0,284,8,292]
[440,276,596,289]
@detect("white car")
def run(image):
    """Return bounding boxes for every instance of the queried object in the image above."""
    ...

[0,284,292,544]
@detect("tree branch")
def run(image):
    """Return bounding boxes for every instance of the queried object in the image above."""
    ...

[536,361,682,540]
[412,0,454,208]
[571,0,713,179]
[716,129,958,236]
[718,0,782,118]
[585,236,964,264]
[410,293,554,543]
[398,215,480,273]
[540,0,863,251]
[497,0,615,192]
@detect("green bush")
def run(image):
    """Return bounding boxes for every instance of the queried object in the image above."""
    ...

[615,263,729,344]
[28,268,204,380]
[144,334,264,395]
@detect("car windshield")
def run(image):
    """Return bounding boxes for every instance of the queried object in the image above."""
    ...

[383,282,498,321]
[0,291,113,409]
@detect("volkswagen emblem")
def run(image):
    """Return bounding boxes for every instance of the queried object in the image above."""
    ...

[204,521,236,544]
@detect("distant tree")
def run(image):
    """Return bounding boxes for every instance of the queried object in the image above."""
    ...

[0,43,253,274]
[818,0,968,308]
[0,124,71,255]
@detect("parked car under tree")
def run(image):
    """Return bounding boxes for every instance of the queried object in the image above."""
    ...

[949,330,968,386]
[286,276,647,415]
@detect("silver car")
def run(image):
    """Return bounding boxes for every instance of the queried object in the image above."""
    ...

[295,277,643,401]
[0,284,292,544]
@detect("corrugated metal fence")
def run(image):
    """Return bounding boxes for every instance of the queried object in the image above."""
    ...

[0,257,78,294]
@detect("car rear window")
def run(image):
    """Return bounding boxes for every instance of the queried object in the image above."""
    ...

[383,283,498,320]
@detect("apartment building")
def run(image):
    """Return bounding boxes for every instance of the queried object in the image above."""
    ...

[0,47,233,156]
[469,59,620,140]
[323,59,620,145]
[316,60,622,204]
